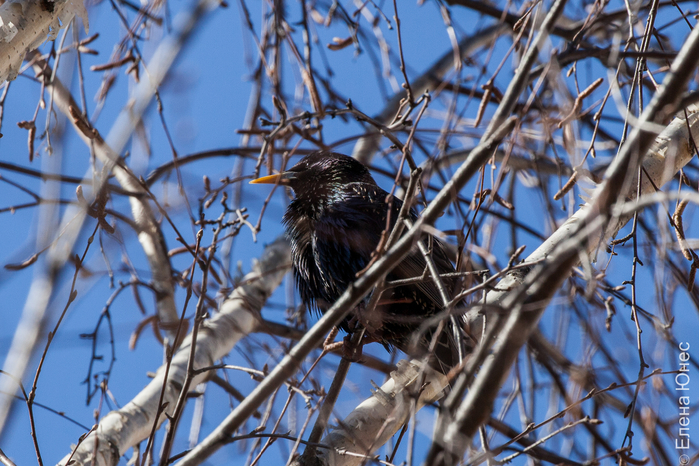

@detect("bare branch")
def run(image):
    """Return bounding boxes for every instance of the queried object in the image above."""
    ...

[56,238,290,466]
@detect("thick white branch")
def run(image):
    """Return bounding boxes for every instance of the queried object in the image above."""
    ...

[56,238,290,466]
[429,24,699,463]
[0,0,88,83]
[316,360,448,466]
[474,107,699,312]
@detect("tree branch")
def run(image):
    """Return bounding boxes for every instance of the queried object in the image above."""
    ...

[56,238,290,466]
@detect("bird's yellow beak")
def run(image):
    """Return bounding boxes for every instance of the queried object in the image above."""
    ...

[249,173,292,185]
[249,173,281,184]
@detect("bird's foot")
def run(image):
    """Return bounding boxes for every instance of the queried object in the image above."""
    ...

[342,334,363,361]
[323,341,344,353]
[322,327,341,353]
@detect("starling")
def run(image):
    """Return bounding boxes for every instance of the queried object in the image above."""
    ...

[251,151,458,371]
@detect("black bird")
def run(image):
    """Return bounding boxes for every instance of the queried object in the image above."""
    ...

[251,152,459,371]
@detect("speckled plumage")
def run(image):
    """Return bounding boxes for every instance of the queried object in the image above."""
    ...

[270,152,458,369]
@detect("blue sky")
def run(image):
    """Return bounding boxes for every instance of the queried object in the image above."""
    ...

[0,0,698,465]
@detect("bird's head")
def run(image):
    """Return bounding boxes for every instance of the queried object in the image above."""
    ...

[249,152,376,202]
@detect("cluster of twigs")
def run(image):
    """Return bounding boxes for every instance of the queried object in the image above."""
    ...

[0,1,698,466]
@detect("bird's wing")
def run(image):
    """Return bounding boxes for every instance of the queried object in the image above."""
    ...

[312,194,385,298]
[391,229,456,310]
[316,183,456,310]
